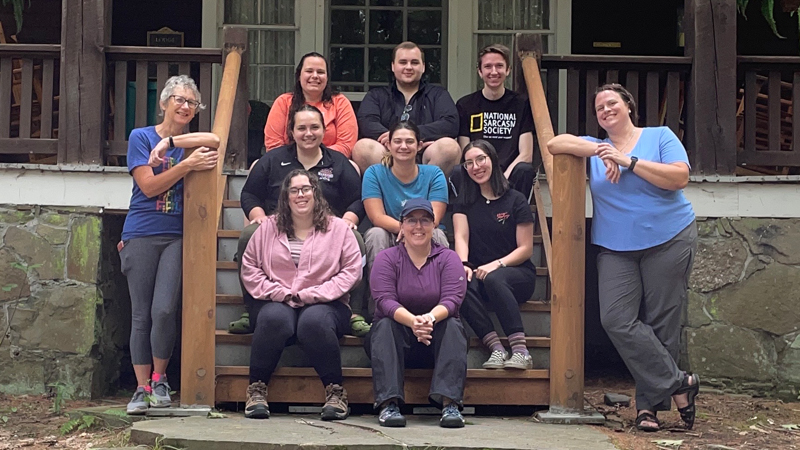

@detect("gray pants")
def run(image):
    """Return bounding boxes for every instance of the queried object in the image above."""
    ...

[120,235,183,365]
[597,222,697,412]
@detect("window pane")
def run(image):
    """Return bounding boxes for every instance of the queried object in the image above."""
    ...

[331,10,366,44]
[408,10,442,45]
[261,0,295,25]
[332,0,365,4]
[225,0,258,24]
[370,10,403,44]
[255,66,294,103]
[370,0,402,5]
[478,0,514,30]
[251,30,295,65]
[423,48,442,84]
[368,48,393,82]
[332,84,365,92]
[408,0,441,6]
[330,47,365,82]
[516,0,548,30]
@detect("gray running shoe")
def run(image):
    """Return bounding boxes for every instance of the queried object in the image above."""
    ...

[503,352,533,370]
[482,349,508,369]
[150,375,172,408]
[126,386,149,415]
[378,401,406,427]
[440,403,465,428]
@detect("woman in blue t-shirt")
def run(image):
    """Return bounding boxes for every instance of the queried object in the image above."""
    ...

[120,75,220,415]
[453,140,536,370]
[361,120,449,275]
[548,83,698,432]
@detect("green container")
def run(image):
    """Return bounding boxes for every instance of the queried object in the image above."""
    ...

[125,81,159,139]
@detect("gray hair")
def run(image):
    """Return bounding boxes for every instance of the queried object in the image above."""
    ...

[159,75,206,111]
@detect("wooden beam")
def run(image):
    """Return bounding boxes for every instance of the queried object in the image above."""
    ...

[549,153,586,414]
[684,0,737,174]
[517,34,554,187]
[180,26,245,407]
[227,34,248,171]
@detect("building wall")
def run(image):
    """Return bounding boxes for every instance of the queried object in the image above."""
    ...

[0,204,126,399]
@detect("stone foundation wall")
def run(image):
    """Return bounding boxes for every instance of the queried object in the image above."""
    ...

[0,205,124,399]
[687,218,800,400]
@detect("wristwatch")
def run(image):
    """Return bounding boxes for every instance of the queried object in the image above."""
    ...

[628,156,639,172]
[425,313,436,324]
[497,259,506,268]
[168,136,175,149]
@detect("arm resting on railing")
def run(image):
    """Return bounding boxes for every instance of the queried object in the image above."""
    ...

[148,133,221,167]
[133,148,218,199]
[546,134,598,157]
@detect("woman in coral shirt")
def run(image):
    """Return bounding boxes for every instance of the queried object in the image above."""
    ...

[264,52,358,158]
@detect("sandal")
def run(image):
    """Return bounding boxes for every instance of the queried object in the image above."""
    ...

[635,411,660,432]
[674,373,700,430]
[228,312,252,334]
[349,315,371,337]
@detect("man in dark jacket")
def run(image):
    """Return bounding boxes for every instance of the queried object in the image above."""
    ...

[352,41,461,177]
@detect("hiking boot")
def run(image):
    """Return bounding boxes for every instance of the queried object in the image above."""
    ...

[149,374,172,408]
[321,383,349,421]
[378,401,406,427]
[126,386,150,415]
[482,349,508,369]
[245,381,270,419]
[440,403,465,428]
[503,352,533,370]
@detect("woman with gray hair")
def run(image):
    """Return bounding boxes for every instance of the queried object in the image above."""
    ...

[120,75,220,415]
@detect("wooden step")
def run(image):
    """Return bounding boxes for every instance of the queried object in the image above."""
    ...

[215,366,550,405]
[217,260,549,277]
[215,293,550,311]
[218,228,545,244]
[215,329,550,348]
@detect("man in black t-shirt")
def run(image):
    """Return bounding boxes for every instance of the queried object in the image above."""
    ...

[455,44,535,197]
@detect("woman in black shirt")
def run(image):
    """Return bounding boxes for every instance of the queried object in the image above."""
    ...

[453,140,536,370]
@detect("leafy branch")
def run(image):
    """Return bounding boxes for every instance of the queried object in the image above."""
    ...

[0,0,30,33]
[737,0,800,43]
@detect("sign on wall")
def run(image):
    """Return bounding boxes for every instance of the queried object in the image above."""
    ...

[147,27,184,47]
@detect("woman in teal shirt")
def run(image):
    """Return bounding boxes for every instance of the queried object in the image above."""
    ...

[548,83,698,432]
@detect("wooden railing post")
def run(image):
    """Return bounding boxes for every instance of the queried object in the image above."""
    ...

[684,0,737,174]
[58,0,108,164]
[180,27,246,407]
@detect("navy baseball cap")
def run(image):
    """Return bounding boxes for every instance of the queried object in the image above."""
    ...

[400,198,434,219]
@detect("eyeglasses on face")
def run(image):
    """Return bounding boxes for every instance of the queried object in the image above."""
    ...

[170,95,201,109]
[462,154,488,170]
[400,104,413,121]
[403,216,433,227]
[288,185,314,196]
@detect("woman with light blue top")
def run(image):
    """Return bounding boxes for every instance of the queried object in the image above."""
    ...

[548,83,699,432]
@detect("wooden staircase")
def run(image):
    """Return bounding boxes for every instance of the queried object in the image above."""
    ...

[212,174,554,406]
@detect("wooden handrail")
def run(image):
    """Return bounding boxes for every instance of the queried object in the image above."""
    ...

[518,33,587,415]
[180,27,246,407]
[0,44,61,57]
[542,54,692,67]
[105,46,221,63]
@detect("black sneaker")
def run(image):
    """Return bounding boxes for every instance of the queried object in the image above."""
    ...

[378,401,406,427]
[440,403,465,428]
[245,381,270,419]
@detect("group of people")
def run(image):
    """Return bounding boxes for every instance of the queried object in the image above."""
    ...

[120,40,700,434]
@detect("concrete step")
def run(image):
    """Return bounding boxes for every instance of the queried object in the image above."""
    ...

[214,366,550,405]
[215,330,551,369]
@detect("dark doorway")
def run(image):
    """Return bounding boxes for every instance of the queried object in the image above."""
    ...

[112,1,202,47]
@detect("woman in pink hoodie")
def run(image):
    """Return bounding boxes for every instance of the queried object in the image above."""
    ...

[239,169,362,421]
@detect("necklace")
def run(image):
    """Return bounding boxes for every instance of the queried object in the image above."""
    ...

[613,129,637,154]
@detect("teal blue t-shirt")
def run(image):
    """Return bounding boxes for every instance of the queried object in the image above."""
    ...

[585,126,695,251]
[362,164,448,220]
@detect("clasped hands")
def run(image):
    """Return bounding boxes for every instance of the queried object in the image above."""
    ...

[148,138,218,171]
[412,314,434,346]
[595,142,634,184]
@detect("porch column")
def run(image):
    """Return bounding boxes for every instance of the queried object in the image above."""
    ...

[58,0,109,165]
[684,0,737,175]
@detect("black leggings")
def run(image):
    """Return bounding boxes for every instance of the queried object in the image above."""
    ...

[249,300,350,386]
[459,265,536,338]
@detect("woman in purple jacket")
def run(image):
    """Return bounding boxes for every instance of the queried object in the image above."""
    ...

[365,198,468,429]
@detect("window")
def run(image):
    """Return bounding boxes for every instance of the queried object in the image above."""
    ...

[224,0,297,103]
[474,0,552,89]
[328,0,447,92]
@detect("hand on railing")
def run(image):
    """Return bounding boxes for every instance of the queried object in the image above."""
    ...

[182,147,219,172]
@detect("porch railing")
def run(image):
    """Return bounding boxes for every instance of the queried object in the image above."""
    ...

[104,46,222,164]
[540,55,692,141]
[737,56,800,168]
[0,44,60,161]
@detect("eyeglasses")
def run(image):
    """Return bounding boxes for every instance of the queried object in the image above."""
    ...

[462,154,488,170]
[170,95,201,110]
[288,185,314,196]
[403,217,433,227]
[400,104,413,121]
